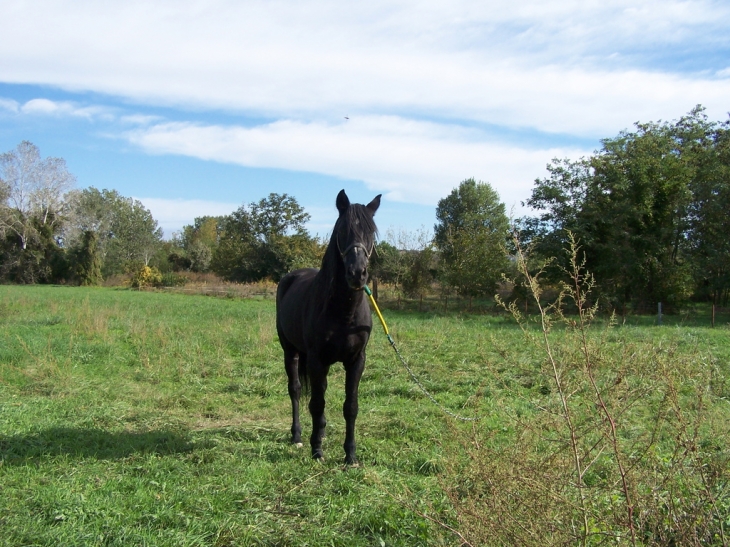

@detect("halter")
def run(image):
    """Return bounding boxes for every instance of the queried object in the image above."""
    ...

[339,241,374,260]
[337,236,374,260]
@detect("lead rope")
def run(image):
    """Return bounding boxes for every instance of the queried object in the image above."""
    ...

[363,285,481,422]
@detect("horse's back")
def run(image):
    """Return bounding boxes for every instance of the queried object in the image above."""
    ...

[277,268,318,304]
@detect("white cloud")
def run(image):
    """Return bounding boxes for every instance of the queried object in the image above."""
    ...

[119,114,164,126]
[126,116,588,212]
[20,98,66,115]
[5,97,155,124]
[0,98,19,112]
[2,0,729,228]
[19,98,115,121]
[1,1,729,138]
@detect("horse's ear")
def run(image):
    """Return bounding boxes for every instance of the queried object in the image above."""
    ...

[336,189,350,215]
[367,194,382,215]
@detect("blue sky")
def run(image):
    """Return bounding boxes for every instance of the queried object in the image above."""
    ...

[1,1,729,240]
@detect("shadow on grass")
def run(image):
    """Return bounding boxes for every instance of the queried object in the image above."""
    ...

[0,427,207,465]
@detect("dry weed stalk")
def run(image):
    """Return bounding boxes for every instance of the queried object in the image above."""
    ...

[441,232,729,546]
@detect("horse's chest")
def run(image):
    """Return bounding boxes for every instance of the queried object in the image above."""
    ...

[316,323,369,365]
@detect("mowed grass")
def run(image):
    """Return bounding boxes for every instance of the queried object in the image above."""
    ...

[1,285,729,546]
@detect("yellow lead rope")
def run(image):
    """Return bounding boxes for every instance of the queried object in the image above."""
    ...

[362,284,481,422]
[363,285,390,339]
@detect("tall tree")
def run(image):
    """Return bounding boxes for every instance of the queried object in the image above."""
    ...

[174,216,222,271]
[0,141,75,283]
[0,141,76,250]
[525,106,727,309]
[686,117,730,304]
[65,188,163,277]
[434,178,510,298]
[73,230,103,286]
[210,205,259,281]
[372,227,435,298]
[249,193,310,240]
[211,193,322,282]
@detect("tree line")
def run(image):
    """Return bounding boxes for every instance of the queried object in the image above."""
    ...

[2,105,729,310]
[520,106,730,309]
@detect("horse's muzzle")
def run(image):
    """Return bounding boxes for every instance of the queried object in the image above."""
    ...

[344,245,369,289]
[345,267,368,290]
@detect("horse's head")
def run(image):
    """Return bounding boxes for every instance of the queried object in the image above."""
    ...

[334,189,381,290]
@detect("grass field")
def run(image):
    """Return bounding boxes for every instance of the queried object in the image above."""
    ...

[1,285,729,546]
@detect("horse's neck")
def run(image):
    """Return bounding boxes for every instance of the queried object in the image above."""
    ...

[316,262,364,320]
[335,277,365,318]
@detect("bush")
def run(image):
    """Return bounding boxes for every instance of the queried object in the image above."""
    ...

[129,265,163,289]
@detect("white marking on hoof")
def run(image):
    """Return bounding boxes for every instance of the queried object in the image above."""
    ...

[295,442,303,448]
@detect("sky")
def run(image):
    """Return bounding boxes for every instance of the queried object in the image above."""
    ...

[1,0,729,240]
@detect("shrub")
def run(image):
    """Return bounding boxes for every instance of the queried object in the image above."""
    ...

[129,265,163,289]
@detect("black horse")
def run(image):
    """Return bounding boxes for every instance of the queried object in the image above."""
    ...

[276,189,381,464]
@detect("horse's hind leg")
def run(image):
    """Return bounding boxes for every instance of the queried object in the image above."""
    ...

[308,359,328,460]
[284,348,302,446]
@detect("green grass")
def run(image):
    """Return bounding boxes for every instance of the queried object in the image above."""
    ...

[1,285,729,546]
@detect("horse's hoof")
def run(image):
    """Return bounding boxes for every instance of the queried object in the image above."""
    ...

[344,461,361,469]
[295,442,303,448]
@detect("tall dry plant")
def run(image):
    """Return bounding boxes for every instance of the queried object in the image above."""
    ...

[441,234,729,546]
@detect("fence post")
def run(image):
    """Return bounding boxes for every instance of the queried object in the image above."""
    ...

[657,302,662,326]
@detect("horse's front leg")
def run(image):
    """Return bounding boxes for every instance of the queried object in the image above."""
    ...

[308,359,328,460]
[284,349,302,446]
[343,352,366,465]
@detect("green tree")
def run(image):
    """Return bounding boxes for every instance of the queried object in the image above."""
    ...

[184,216,221,249]
[517,157,593,270]
[525,106,724,309]
[176,216,222,272]
[211,193,321,282]
[186,240,213,273]
[371,227,435,299]
[402,246,435,299]
[0,214,69,283]
[686,118,730,304]
[249,193,310,239]
[74,230,103,286]
[434,178,510,298]
[210,205,258,281]
[65,188,163,277]
[371,240,401,285]
[106,197,163,273]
